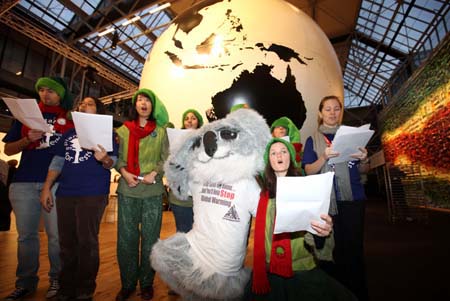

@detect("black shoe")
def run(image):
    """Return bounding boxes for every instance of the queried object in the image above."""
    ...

[57,295,77,301]
[140,287,153,300]
[115,288,135,301]
[5,287,34,300]
[46,279,60,299]
[76,294,93,301]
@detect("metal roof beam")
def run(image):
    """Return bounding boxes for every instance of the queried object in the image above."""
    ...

[67,0,162,42]
[58,0,94,36]
[0,10,138,91]
[99,33,145,64]
[357,0,416,106]
[0,0,19,17]
[354,31,407,60]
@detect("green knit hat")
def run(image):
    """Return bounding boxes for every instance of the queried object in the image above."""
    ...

[270,116,301,143]
[132,88,169,127]
[264,138,297,168]
[35,77,73,110]
[230,103,249,112]
[182,109,203,129]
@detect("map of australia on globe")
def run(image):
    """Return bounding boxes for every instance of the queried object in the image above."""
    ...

[140,0,343,141]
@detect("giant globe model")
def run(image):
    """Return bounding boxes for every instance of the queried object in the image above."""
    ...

[140,0,343,142]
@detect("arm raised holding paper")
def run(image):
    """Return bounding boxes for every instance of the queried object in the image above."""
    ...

[39,96,118,299]
[311,213,333,237]
[4,129,44,156]
[301,95,369,301]
[247,138,356,301]
[2,77,75,300]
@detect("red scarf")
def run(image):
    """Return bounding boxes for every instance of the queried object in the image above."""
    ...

[21,102,73,150]
[124,119,156,175]
[292,142,303,162]
[252,190,293,294]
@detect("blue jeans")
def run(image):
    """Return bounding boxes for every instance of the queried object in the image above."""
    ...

[170,203,193,233]
[9,182,61,290]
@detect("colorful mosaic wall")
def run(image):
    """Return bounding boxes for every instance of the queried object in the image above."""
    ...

[380,37,450,209]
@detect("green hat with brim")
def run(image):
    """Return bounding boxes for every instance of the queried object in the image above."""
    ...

[270,116,301,143]
[35,77,73,110]
[182,109,204,128]
[132,88,169,127]
[264,138,298,168]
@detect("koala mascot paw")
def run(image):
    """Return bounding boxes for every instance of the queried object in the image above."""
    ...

[151,109,271,300]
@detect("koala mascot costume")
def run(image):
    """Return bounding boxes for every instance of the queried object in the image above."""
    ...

[151,109,271,300]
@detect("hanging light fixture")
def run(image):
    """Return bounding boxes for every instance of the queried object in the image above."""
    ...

[111,31,119,49]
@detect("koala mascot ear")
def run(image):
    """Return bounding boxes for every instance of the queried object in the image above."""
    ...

[164,131,199,200]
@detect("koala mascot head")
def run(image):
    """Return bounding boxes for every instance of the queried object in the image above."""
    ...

[165,109,271,199]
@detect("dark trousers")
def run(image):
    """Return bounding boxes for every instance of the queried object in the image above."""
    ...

[0,181,11,231]
[56,195,108,298]
[170,203,193,233]
[331,200,368,301]
[244,268,357,301]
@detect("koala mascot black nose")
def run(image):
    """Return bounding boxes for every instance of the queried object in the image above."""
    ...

[203,131,217,157]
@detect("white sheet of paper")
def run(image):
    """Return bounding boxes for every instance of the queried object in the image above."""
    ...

[167,128,194,153]
[280,135,290,142]
[328,124,374,164]
[274,172,334,234]
[71,112,113,152]
[2,98,52,133]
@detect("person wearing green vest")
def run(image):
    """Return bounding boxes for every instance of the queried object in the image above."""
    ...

[245,138,356,301]
[114,88,169,301]
[168,109,203,234]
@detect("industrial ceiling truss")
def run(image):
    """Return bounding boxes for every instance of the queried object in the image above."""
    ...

[0,0,448,109]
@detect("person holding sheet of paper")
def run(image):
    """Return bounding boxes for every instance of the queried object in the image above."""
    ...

[168,109,203,233]
[40,96,118,300]
[2,76,74,300]
[246,138,356,301]
[114,88,169,301]
[302,95,370,301]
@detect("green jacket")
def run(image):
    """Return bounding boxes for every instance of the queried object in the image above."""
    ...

[265,197,334,270]
[265,198,316,271]
[115,125,169,198]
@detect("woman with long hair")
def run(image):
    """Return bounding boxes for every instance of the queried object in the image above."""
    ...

[246,138,356,301]
[40,96,118,300]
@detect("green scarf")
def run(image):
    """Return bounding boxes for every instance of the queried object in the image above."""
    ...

[312,125,353,215]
